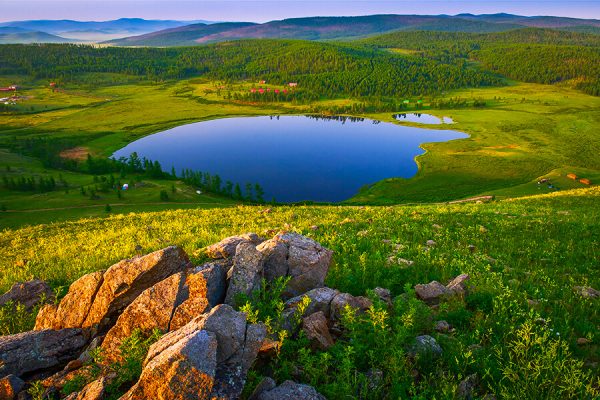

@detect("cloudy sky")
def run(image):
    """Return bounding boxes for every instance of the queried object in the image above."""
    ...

[2,0,599,22]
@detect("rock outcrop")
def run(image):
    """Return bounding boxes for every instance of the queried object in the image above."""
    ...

[302,311,334,350]
[225,242,266,306]
[415,274,470,305]
[35,246,190,333]
[0,328,87,377]
[0,279,54,311]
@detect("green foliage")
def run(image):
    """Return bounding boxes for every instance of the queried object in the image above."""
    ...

[0,298,46,336]
[60,328,161,399]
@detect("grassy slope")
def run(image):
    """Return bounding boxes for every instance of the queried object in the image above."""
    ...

[353,83,600,203]
[1,79,599,227]
[1,187,598,397]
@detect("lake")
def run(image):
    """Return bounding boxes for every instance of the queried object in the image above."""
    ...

[112,115,468,202]
[394,113,454,125]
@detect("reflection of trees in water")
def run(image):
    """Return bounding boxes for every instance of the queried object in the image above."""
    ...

[393,113,424,120]
[303,115,366,124]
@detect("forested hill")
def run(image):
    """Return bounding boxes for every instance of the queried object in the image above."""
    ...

[362,28,600,96]
[0,41,503,98]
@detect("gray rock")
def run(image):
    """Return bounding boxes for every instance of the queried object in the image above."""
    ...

[447,274,470,295]
[0,328,87,377]
[257,232,333,299]
[458,373,479,399]
[0,279,54,311]
[329,292,372,321]
[414,281,452,305]
[256,380,326,400]
[434,320,451,333]
[206,233,264,259]
[248,377,277,400]
[410,335,443,357]
[302,311,334,350]
[285,287,340,319]
[224,242,266,306]
[189,261,228,307]
[373,287,392,306]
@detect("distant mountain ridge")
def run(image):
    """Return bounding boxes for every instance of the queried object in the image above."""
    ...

[1,14,599,45]
[0,18,212,42]
[105,13,600,47]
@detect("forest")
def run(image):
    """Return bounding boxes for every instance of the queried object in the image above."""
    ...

[362,28,600,96]
[0,40,503,98]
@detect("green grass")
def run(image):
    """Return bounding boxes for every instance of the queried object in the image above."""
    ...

[0,187,598,398]
[1,79,599,229]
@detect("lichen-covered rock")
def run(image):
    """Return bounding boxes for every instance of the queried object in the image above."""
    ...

[83,246,190,331]
[0,374,24,400]
[0,279,54,311]
[414,281,452,305]
[410,335,443,357]
[121,330,218,400]
[458,373,479,399]
[302,311,334,350]
[35,271,104,331]
[206,233,264,259]
[101,272,185,362]
[0,328,87,377]
[224,242,265,306]
[189,261,228,308]
[257,232,333,298]
[248,377,277,400]
[255,380,326,400]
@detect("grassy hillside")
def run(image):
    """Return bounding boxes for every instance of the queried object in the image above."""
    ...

[1,187,598,398]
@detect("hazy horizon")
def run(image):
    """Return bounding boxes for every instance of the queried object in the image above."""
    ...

[2,0,599,23]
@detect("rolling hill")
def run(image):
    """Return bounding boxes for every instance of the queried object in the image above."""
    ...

[105,13,600,47]
[0,30,74,44]
[0,18,208,42]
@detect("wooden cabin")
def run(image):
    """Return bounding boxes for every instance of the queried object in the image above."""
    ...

[566,173,577,180]
[288,82,298,87]
[579,178,591,185]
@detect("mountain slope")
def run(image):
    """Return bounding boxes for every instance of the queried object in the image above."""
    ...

[0,31,74,44]
[106,22,257,46]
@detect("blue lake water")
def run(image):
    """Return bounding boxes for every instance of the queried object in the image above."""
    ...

[394,113,454,125]
[112,116,468,202]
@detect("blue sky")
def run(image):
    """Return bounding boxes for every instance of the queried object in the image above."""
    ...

[2,0,599,22]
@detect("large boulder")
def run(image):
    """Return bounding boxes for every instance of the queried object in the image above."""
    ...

[224,242,265,306]
[101,272,185,362]
[254,380,326,400]
[83,246,190,332]
[35,271,104,330]
[206,233,264,259]
[129,305,265,400]
[0,375,24,400]
[0,328,87,378]
[35,247,190,333]
[0,279,54,311]
[121,330,218,400]
[257,232,333,299]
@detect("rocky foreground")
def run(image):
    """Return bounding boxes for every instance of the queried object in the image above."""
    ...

[0,232,472,400]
